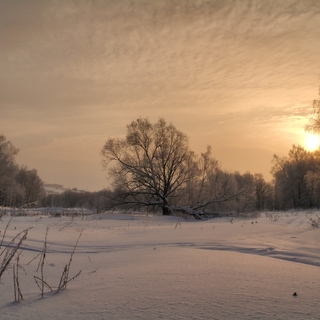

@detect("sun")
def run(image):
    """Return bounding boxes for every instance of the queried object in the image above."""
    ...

[305,133,320,151]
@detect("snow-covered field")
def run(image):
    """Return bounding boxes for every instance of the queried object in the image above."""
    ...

[1,211,319,319]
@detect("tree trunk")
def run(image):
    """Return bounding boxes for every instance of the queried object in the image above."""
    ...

[162,205,171,215]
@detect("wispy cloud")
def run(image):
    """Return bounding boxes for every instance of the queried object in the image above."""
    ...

[1,0,320,189]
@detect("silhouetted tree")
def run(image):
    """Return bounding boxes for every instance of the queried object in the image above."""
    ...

[233,172,255,212]
[101,118,248,217]
[304,170,320,207]
[0,134,21,206]
[271,145,318,209]
[253,173,273,210]
[305,86,320,134]
[101,118,197,215]
[180,147,243,215]
[15,166,45,206]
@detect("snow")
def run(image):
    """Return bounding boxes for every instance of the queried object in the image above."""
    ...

[1,211,319,319]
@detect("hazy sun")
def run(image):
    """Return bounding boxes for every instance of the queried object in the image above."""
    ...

[305,133,320,151]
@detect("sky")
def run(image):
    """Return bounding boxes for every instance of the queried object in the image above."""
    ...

[1,0,320,191]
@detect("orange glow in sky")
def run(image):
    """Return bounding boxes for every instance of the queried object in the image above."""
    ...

[1,0,320,190]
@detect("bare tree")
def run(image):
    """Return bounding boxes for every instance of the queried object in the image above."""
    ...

[15,166,46,207]
[254,173,273,211]
[0,134,21,206]
[271,145,316,209]
[305,86,320,133]
[183,150,241,215]
[304,170,320,207]
[101,118,197,215]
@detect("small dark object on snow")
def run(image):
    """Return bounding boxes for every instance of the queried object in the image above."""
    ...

[293,292,297,296]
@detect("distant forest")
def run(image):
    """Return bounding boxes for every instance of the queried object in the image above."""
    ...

[2,94,320,216]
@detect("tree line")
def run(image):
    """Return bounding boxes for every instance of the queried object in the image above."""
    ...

[2,103,320,215]
[41,189,113,213]
[100,118,274,217]
[0,135,45,208]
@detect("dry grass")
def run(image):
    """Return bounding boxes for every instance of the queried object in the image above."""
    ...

[1,219,82,302]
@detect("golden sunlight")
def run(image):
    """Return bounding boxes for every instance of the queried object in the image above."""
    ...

[305,133,320,151]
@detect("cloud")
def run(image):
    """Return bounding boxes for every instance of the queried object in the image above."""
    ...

[1,0,320,189]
